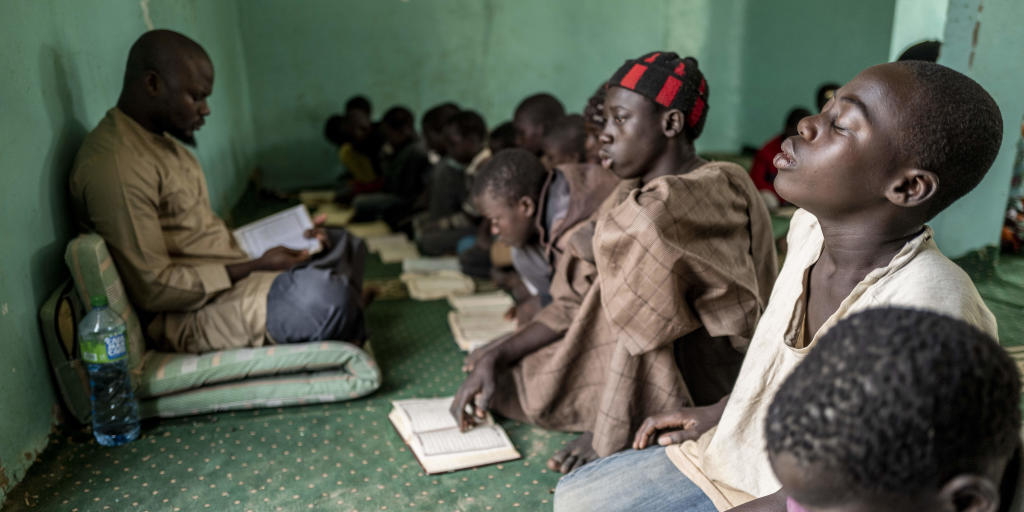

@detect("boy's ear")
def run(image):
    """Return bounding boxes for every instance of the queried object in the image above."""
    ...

[885,167,939,208]
[938,475,1000,512]
[518,196,536,218]
[661,109,685,138]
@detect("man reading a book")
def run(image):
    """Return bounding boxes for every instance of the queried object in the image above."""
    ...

[69,30,368,353]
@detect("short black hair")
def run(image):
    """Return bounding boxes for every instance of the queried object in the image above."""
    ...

[471,148,547,206]
[422,102,460,134]
[542,114,586,160]
[897,40,941,62]
[323,114,348,145]
[489,121,517,153]
[345,95,371,115]
[514,93,566,131]
[894,61,1003,218]
[444,110,487,139]
[381,106,414,130]
[765,307,1020,497]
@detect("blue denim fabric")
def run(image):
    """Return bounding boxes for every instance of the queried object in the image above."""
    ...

[553,446,717,512]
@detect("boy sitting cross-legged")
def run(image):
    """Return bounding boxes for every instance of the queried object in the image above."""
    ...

[760,307,1022,512]
[452,52,778,474]
[553,60,1003,511]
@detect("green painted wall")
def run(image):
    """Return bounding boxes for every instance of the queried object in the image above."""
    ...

[736,0,896,149]
[238,0,896,189]
[889,0,948,61]
[0,0,255,501]
[237,0,750,189]
[929,0,1023,257]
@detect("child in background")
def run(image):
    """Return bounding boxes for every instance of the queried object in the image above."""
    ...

[454,52,777,474]
[351,106,431,228]
[554,60,1003,512]
[420,102,460,164]
[513,93,566,156]
[759,307,1021,512]
[582,83,608,165]
[489,121,518,154]
[540,114,587,171]
[416,110,490,256]
[749,107,810,210]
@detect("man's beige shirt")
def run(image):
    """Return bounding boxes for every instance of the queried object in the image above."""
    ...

[665,208,998,510]
[70,108,278,353]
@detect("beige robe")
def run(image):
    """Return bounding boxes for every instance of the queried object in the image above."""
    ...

[502,161,778,457]
[70,108,277,353]
[665,209,998,510]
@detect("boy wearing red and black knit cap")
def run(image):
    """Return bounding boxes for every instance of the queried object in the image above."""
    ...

[451,51,777,474]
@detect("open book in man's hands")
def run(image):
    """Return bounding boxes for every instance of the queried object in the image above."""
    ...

[388,397,521,474]
[232,204,322,259]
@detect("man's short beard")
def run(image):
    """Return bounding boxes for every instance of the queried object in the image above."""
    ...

[169,130,197,147]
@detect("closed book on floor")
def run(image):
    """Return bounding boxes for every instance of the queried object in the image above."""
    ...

[388,397,520,474]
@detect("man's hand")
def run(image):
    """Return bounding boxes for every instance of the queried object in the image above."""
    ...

[632,395,730,449]
[450,350,502,432]
[258,246,310,271]
[303,213,331,249]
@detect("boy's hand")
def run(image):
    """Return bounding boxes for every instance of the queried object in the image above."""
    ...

[303,213,331,249]
[632,395,729,449]
[450,350,502,431]
[258,246,310,271]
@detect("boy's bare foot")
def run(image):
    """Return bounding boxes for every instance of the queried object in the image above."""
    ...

[547,432,598,474]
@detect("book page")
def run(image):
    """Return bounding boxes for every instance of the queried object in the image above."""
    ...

[395,398,461,433]
[416,426,511,456]
[448,291,514,313]
[232,204,321,259]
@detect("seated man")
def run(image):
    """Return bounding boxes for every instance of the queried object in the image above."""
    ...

[70,30,368,353]
[471,148,617,324]
[554,60,1002,511]
[453,52,777,474]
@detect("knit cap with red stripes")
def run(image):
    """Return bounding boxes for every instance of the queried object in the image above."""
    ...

[608,51,709,141]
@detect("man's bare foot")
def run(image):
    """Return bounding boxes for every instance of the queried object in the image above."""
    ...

[547,432,598,474]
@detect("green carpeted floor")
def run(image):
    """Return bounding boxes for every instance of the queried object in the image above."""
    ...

[3,255,574,512]
[5,188,1023,511]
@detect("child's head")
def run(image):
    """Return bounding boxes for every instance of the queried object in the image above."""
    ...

[600,52,709,180]
[471,148,546,248]
[583,82,609,164]
[345,95,372,118]
[766,307,1021,512]
[489,121,517,154]
[380,106,416,148]
[323,113,369,147]
[443,110,487,165]
[774,62,1002,223]
[421,102,460,156]
[513,93,566,156]
[540,114,586,170]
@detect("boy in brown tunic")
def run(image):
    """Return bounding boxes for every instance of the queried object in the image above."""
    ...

[452,52,777,472]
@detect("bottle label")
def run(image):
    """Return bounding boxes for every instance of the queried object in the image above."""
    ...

[81,333,128,364]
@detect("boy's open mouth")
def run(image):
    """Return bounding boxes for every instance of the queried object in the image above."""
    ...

[598,149,613,169]
[774,138,797,170]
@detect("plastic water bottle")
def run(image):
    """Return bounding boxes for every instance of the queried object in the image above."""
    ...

[79,296,140,446]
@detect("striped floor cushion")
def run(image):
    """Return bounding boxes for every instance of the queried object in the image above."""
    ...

[58,234,382,420]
